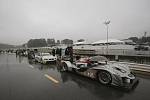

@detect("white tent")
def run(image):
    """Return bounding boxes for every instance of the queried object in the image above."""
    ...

[92,39,124,45]
[74,41,85,45]
[73,41,90,45]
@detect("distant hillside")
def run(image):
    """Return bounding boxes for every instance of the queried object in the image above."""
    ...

[0,43,14,49]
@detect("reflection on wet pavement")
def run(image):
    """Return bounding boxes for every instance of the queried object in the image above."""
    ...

[27,58,137,100]
[0,54,149,100]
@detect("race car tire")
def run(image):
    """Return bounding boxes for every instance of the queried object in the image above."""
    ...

[98,71,112,85]
[40,60,44,64]
[42,61,46,64]
[71,68,76,73]
[62,62,68,71]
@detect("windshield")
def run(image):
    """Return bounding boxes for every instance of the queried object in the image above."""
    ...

[41,53,50,56]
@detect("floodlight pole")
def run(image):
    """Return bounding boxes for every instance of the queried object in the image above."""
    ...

[104,20,110,55]
[106,24,108,52]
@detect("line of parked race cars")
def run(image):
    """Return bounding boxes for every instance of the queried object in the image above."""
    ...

[22,47,139,90]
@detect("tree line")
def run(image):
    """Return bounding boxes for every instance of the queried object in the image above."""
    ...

[27,38,73,47]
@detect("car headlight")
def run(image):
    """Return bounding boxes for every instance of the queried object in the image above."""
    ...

[114,67,126,73]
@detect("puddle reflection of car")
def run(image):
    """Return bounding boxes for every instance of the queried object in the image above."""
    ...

[35,53,57,64]
[59,72,127,100]
[38,64,56,70]
[61,56,139,89]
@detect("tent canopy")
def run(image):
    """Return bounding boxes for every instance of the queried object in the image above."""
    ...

[74,41,87,45]
[92,39,124,45]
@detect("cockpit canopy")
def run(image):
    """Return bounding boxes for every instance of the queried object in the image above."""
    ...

[77,56,108,66]
[89,56,108,62]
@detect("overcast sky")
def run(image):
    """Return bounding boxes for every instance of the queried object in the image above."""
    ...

[0,0,150,45]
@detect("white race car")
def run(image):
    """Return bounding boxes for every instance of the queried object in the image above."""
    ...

[61,56,138,89]
[35,53,57,64]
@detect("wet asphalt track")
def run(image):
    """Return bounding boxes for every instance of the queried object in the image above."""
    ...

[0,54,150,100]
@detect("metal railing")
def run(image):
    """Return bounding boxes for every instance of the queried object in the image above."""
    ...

[95,49,150,57]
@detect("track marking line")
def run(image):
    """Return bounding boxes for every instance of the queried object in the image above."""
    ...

[44,74,59,84]
[28,65,34,69]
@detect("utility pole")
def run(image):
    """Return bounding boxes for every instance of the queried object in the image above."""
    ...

[104,20,110,54]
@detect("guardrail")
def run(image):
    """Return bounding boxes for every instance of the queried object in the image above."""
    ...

[111,61,150,74]
[73,49,96,55]
[95,49,150,57]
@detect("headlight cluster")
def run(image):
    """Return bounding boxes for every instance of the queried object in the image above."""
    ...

[114,67,126,73]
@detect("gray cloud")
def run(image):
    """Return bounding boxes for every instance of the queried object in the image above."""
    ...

[0,0,150,45]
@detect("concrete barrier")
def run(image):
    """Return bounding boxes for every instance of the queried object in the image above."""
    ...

[111,61,150,75]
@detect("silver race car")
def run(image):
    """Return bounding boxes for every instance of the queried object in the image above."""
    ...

[61,56,138,89]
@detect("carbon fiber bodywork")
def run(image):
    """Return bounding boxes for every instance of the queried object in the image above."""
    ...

[111,74,139,89]
[61,60,139,89]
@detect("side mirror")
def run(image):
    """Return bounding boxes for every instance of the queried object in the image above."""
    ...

[76,64,87,68]
[76,64,88,72]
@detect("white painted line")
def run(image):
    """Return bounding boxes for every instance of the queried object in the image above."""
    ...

[44,74,59,84]
[28,65,34,69]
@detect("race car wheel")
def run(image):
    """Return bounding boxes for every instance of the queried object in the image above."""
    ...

[62,62,68,71]
[42,61,46,64]
[40,58,43,63]
[41,60,44,64]
[98,71,112,85]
